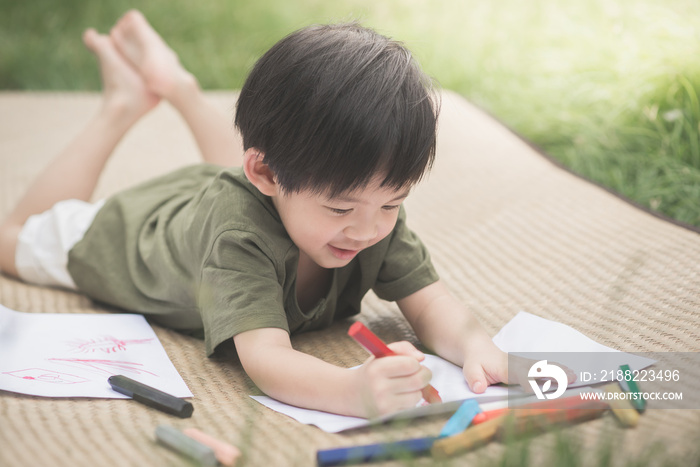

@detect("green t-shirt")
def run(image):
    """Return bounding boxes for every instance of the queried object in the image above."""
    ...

[68,164,439,355]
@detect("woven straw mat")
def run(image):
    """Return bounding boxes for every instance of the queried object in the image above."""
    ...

[0,91,698,467]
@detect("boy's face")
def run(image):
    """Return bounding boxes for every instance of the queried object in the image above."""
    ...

[272,177,409,269]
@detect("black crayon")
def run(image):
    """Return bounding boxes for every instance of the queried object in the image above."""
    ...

[108,375,193,418]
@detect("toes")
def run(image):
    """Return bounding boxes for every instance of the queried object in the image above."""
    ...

[114,9,141,31]
[109,24,123,49]
[112,9,147,41]
[124,9,146,26]
[83,29,119,62]
[82,28,101,52]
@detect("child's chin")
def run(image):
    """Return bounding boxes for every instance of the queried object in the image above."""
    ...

[318,257,351,269]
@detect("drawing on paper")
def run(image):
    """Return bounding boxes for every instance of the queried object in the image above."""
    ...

[0,304,193,398]
[3,368,89,384]
[49,358,158,377]
[66,336,154,354]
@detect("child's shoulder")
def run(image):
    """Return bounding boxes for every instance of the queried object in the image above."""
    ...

[196,166,292,251]
[204,165,276,220]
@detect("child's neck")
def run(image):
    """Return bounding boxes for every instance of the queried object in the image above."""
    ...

[295,251,332,312]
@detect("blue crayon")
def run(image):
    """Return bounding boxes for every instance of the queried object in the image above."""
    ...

[317,436,439,466]
[439,399,481,437]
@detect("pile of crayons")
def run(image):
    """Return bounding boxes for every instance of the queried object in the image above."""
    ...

[318,326,646,467]
[317,382,643,465]
[108,375,242,466]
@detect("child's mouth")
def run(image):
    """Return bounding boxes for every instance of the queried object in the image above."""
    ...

[328,245,360,260]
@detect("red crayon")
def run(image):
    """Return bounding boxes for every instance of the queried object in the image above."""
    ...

[472,395,609,425]
[432,399,608,458]
[348,321,442,404]
[471,408,509,425]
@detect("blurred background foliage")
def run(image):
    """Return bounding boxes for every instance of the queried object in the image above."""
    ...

[1,0,699,226]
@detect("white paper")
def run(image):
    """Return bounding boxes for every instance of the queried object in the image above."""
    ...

[492,311,656,383]
[0,304,192,398]
[251,311,655,432]
[252,355,510,432]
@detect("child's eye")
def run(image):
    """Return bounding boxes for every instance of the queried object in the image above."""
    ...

[382,205,401,211]
[328,207,352,215]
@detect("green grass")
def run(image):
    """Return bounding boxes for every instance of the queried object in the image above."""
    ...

[486,425,700,467]
[2,0,699,226]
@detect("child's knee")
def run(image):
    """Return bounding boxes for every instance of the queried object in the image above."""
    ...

[0,222,21,277]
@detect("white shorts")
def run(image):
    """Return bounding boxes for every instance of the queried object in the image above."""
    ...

[15,199,105,290]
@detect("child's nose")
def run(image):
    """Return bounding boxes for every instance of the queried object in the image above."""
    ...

[344,220,378,242]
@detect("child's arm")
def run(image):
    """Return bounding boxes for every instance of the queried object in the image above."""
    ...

[396,280,510,393]
[233,327,433,417]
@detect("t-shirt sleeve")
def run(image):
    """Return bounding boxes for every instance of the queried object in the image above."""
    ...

[198,229,289,355]
[372,207,439,302]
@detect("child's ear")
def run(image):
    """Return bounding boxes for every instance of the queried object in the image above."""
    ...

[243,148,278,196]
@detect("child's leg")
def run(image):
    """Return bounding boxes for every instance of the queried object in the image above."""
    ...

[110,10,244,167]
[0,29,159,278]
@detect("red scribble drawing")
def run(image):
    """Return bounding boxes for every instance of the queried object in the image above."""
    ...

[48,358,158,377]
[3,368,88,384]
[65,335,154,354]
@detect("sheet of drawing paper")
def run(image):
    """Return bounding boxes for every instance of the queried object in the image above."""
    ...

[251,311,654,432]
[251,354,511,432]
[492,311,656,383]
[0,304,192,398]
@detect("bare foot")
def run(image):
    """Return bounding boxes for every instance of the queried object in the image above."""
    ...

[110,10,195,99]
[83,28,160,120]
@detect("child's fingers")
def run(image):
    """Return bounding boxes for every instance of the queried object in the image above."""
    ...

[462,351,508,393]
[389,363,433,394]
[563,364,577,384]
[359,345,434,416]
[509,356,577,389]
[371,389,424,416]
[463,364,488,394]
[364,356,433,393]
[368,354,424,379]
[364,361,432,415]
[508,355,537,389]
[386,340,425,361]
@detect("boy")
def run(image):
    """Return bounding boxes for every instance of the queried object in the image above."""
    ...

[0,10,511,418]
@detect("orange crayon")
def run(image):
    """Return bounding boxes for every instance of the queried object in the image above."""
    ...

[182,428,241,466]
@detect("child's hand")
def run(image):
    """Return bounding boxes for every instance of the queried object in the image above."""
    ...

[461,341,509,394]
[462,342,577,394]
[508,355,577,392]
[353,341,433,417]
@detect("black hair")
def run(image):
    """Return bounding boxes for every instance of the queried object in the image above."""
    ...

[235,22,439,197]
